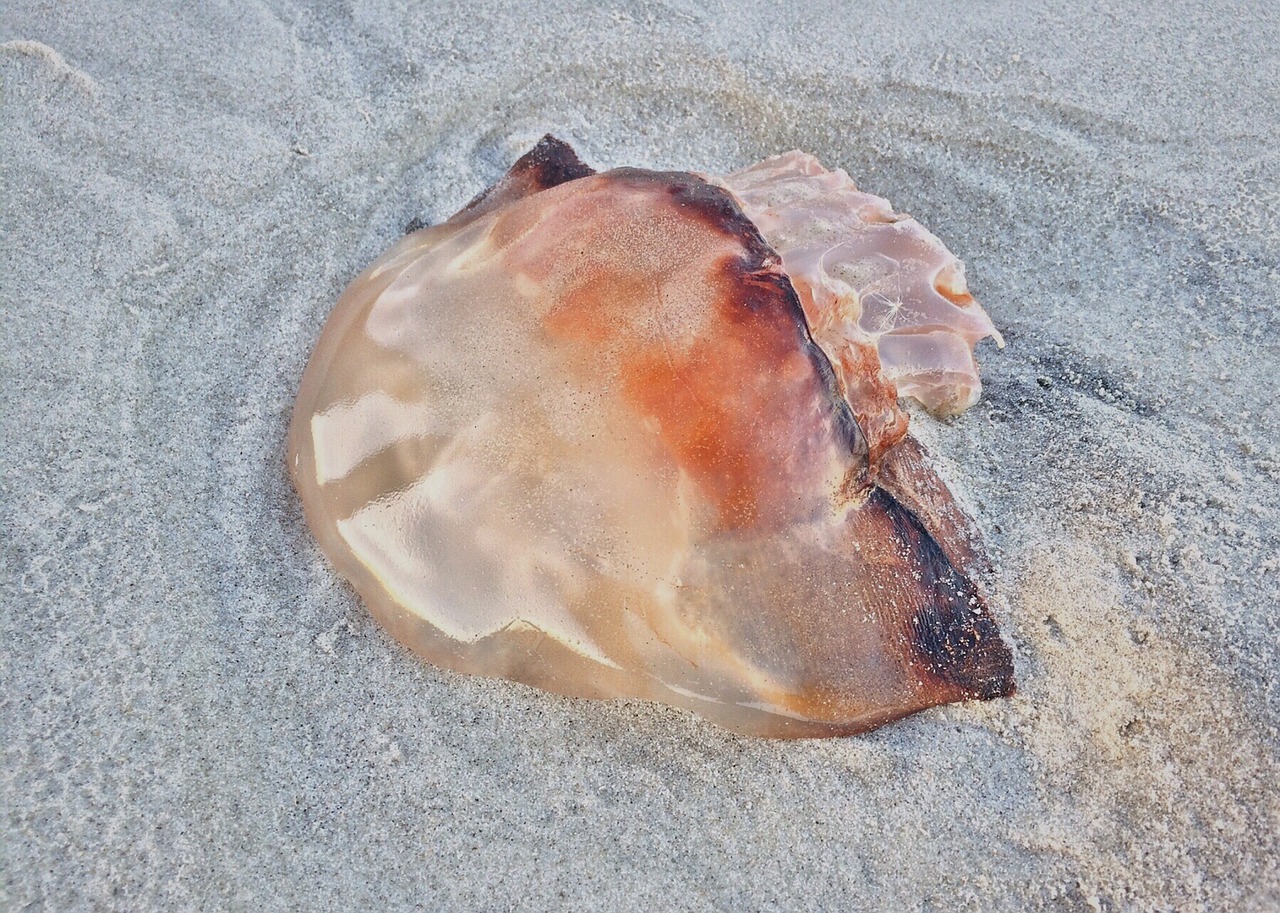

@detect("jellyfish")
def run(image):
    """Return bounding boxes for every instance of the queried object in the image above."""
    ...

[288,136,1014,737]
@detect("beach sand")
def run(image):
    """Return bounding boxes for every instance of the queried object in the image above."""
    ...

[3,1,1277,909]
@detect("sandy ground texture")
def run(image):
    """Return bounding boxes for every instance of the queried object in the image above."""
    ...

[3,1,1278,910]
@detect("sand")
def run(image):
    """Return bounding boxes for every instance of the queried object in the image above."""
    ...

[3,1,1277,910]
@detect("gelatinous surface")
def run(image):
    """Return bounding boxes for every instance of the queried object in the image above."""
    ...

[288,137,1014,737]
[719,152,1004,461]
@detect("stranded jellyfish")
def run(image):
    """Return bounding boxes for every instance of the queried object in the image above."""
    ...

[288,136,1015,737]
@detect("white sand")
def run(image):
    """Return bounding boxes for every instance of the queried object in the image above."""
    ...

[3,1,1277,909]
